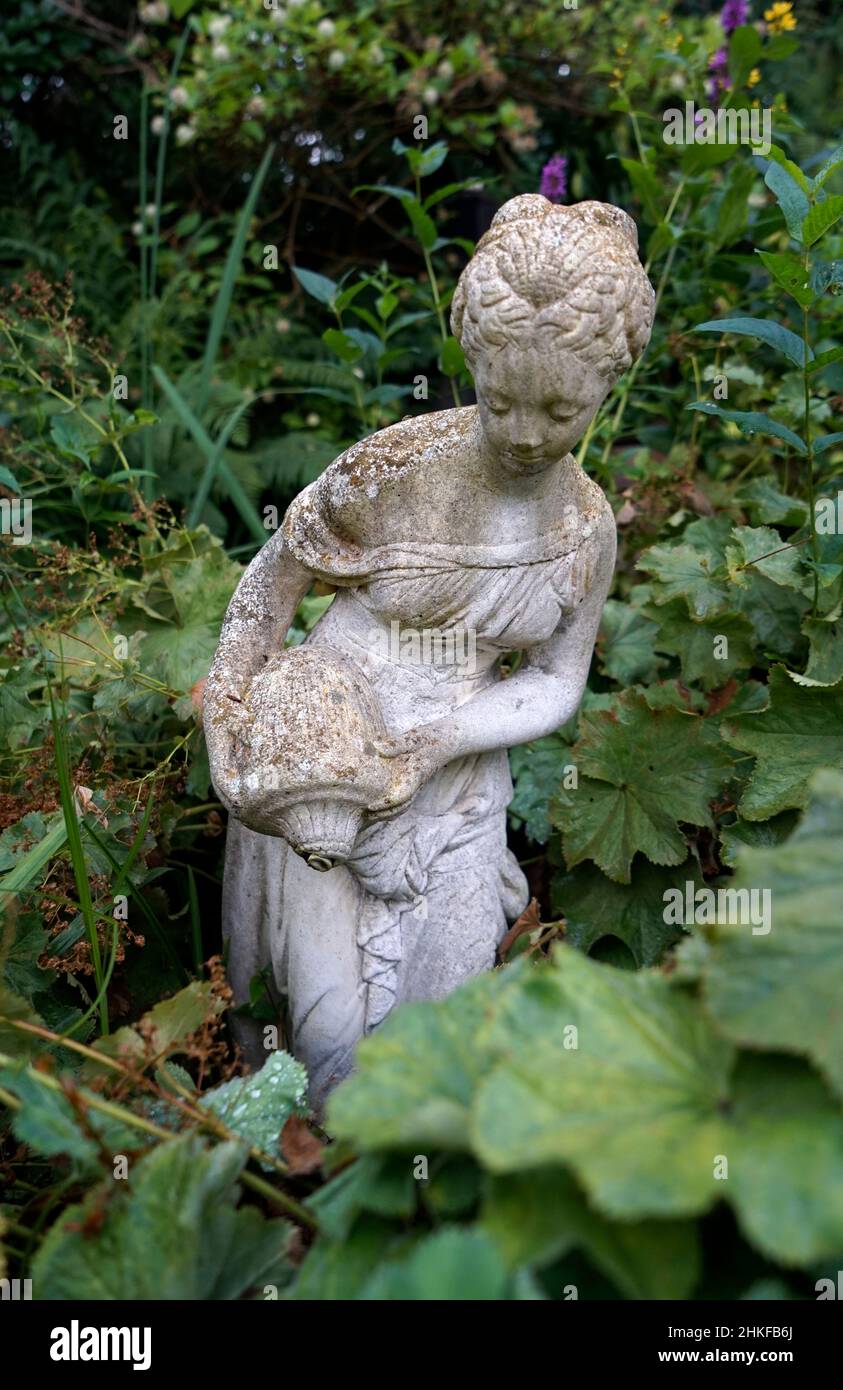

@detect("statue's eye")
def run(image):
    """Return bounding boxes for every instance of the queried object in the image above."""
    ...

[485,396,511,415]
[549,402,578,422]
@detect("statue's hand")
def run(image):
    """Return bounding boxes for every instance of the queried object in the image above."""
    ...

[367,725,448,817]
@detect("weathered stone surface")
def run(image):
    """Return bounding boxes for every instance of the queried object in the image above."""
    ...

[205,193,655,1104]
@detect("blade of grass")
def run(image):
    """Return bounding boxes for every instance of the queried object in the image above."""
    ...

[139,82,154,502]
[187,866,202,975]
[196,143,276,416]
[186,396,254,527]
[60,917,120,1041]
[152,365,267,542]
[0,815,67,914]
[150,21,194,300]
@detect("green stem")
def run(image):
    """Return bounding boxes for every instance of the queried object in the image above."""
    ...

[416,173,461,409]
[802,257,819,617]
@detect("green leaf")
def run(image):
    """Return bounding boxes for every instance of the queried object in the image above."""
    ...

[397,140,449,178]
[473,950,843,1262]
[50,410,101,464]
[719,810,800,867]
[813,145,843,189]
[32,1136,291,1299]
[712,164,756,250]
[329,947,843,1267]
[800,617,843,686]
[764,33,798,60]
[737,478,809,527]
[813,431,843,456]
[0,665,43,751]
[553,858,702,965]
[764,144,812,193]
[597,600,662,685]
[723,665,843,818]
[0,465,20,493]
[620,158,663,225]
[725,524,808,592]
[327,969,517,1152]
[636,541,731,619]
[404,200,438,251]
[0,813,66,907]
[552,692,733,883]
[687,403,807,454]
[653,604,756,689]
[728,25,762,87]
[137,531,242,694]
[200,1050,307,1163]
[756,250,815,307]
[360,1227,508,1300]
[508,733,572,844]
[764,159,811,241]
[0,1061,139,1169]
[701,769,843,1100]
[322,327,363,363]
[808,345,843,374]
[802,196,843,247]
[692,317,812,368]
[480,1168,700,1299]
[291,265,338,307]
[90,980,224,1066]
[439,335,465,377]
[288,1213,410,1301]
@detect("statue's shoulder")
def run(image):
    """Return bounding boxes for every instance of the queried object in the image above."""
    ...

[556,462,616,543]
[312,407,472,545]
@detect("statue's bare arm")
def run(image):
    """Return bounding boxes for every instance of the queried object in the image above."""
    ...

[370,507,616,807]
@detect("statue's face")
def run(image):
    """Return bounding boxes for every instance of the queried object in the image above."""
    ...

[474,340,609,477]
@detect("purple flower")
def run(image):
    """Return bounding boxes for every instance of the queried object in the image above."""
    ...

[710,46,730,75]
[721,0,750,34]
[539,154,567,203]
[706,46,730,103]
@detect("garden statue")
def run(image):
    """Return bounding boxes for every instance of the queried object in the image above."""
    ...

[204,193,656,1105]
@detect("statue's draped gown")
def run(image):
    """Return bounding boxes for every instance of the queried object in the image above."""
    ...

[223,465,599,1102]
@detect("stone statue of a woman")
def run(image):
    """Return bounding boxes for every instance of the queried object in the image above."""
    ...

[204,194,655,1104]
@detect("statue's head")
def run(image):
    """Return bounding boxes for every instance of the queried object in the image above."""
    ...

[451,194,655,476]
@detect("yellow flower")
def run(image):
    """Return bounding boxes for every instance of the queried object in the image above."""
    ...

[764,2,797,33]
[747,67,762,86]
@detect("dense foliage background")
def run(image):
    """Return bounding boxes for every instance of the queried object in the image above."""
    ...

[1,0,842,1301]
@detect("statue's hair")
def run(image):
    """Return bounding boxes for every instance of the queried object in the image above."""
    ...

[451,194,655,383]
